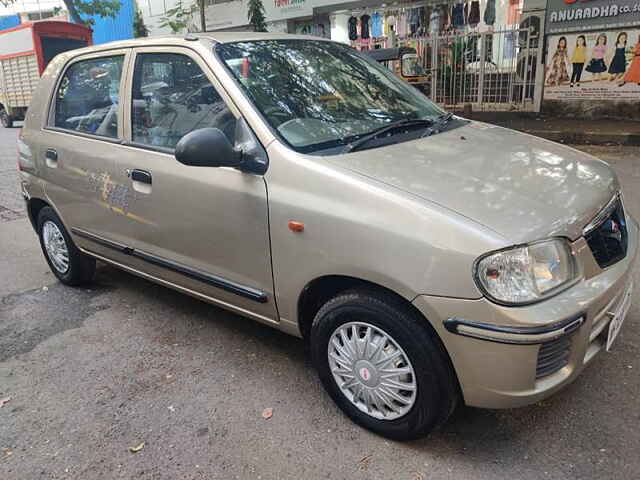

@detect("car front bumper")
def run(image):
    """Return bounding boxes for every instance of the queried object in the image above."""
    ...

[412,216,639,409]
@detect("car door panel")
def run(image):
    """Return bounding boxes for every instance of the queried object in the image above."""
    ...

[41,50,131,245]
[109,47,277,320]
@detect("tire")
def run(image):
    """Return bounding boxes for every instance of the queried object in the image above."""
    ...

[310,289,458,441]
[37,207,96,286]
[0,108,13,128]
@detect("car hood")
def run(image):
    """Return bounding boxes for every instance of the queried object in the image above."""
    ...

[329,121,619,243]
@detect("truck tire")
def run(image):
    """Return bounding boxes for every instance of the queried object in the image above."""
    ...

[0,108,13,128]
[310,289,458,440]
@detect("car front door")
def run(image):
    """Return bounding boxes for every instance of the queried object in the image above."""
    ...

[111,47,277,322]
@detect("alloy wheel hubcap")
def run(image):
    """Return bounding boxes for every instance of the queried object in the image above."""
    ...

[328,321,417,420]
[43,221,70,273]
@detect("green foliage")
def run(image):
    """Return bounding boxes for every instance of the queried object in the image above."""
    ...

[133,3,149,37]
[247,0,267,32]
[66,0,121,25]
[159,0,199,34]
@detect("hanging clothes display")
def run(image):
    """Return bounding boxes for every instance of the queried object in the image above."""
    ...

[467,1,480,28]
[484,0,496,26]
[348,16,358,41]
[371,11,383,38]
[360,14,371,39]
[452,3,465,28]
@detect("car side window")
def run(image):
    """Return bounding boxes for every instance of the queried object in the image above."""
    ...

[54,55,124,138]
[131,53,236,149]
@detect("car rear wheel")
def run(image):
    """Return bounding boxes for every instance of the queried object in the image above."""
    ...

[0,108,13,128]
[37,207,96,286]
[310,289,458,440]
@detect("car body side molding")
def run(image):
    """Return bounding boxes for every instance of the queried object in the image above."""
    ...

[71,227,268,303]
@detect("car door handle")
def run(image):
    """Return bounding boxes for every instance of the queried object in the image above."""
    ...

[45,148,58,167]
[130,169,152,185]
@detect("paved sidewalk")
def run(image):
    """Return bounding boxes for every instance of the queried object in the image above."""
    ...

[462,112,640,146]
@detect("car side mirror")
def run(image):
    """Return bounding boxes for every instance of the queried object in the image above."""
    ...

[174,128,242,168]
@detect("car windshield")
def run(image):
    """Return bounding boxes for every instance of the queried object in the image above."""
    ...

[216,40,444,154]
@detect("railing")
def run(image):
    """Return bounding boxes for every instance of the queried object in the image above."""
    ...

[354,26,541,112]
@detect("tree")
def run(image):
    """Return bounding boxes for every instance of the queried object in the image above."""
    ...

[247,0,267,32]
[133,3,149,37]
[0,0,121,25]
[158,0,200,34]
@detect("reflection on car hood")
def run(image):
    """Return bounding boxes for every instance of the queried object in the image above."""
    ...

[330,121,619,243]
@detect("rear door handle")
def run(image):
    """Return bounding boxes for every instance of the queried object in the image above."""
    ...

[45,148,58,167]
[130,169,152,185]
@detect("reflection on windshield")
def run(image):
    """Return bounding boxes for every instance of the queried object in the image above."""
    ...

[216,40,443,153]
[401,55,426,77]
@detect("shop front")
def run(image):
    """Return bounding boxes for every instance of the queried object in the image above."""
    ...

[204,1,550,112]
[542,0,640,118]
[205,1,523,41]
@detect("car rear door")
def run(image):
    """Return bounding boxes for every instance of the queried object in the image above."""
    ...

[39,49,133,243]
[109,46,277,322]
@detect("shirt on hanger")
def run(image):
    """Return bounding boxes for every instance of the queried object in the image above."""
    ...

[468,1,480,27]
[348,16,358,41]
[371,12,383,38]
[360,14,371,39]
[484,0,496,26]
[429,8,441,35]
[452,3,465,28]
[397,10,407,37]
[385,13,397,36]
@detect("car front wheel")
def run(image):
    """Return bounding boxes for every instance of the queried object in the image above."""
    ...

[310,289,458,440]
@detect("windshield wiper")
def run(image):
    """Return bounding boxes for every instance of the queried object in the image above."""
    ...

[436,112,454,125]
[343,118,435,153]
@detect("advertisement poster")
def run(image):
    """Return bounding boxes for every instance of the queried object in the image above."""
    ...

[545,28,640,100]
[546,0,640,35]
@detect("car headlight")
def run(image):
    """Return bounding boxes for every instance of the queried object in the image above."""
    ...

[474,238,579,305]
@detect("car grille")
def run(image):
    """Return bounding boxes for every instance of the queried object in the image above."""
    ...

[536,335,572,378]
[585,197,628,269]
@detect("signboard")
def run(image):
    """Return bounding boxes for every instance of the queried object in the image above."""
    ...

[544,28,640,100]
[546,0,640,34]
[205,0,314,30]
[205,0,349,31]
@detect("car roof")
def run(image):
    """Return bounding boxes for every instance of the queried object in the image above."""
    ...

[62,32,331,57]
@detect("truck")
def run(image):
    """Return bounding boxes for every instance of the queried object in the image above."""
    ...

[0,21,92,128]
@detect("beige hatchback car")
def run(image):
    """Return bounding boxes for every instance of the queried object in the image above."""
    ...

[18,34,637,440]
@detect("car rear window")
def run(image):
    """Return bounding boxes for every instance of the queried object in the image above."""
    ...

[53,55,124,138]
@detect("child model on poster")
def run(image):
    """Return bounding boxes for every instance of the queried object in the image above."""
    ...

[585,33,607,82]
[546,37,570,86]
[570,35,587,87]
[619,34,640,86]
[608,32,628,82]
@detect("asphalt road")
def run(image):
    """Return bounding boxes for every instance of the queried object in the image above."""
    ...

[1,124,639,480]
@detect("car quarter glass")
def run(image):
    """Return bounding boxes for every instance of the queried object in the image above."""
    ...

[131,52,237,149]
[53,55,124,138]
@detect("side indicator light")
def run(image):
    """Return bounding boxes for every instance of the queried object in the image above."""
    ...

[288,221,304,233]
